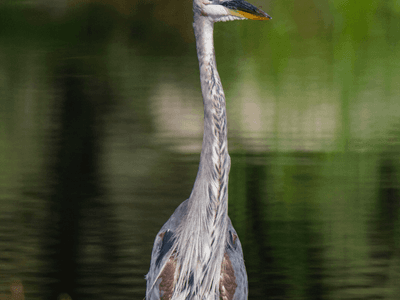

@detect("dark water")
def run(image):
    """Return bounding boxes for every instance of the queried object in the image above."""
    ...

[1,1,400,299]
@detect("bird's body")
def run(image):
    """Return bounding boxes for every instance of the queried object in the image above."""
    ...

[146,1,270,299]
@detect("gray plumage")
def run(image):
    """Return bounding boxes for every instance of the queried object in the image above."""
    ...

[145,1,270,299]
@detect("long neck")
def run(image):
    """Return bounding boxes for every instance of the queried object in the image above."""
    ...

[190,16,231,214]
[172,15,231,298]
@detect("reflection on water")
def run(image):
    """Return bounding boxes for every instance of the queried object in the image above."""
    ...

[1,1,400,300]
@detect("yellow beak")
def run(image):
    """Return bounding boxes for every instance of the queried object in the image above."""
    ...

[222,0,271,20]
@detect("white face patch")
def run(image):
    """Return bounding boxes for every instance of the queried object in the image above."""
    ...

[217,15,246,22]
[202,4,230,17]
[201,4,246,22]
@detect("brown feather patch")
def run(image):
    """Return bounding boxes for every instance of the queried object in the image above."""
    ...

[159,255,177,300]
[219,252,237,300]
[232,233,237,244]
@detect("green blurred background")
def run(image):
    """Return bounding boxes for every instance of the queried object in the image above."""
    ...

[1,0,400,299]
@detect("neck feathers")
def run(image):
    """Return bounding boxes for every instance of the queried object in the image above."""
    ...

[191,16,230,237]
[192,15,230,212]
[171,16,231,299]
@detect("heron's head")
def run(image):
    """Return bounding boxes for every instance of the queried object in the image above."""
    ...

[193,0,271,23]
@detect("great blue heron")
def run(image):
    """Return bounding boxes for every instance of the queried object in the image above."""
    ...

[145,0,270,299]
